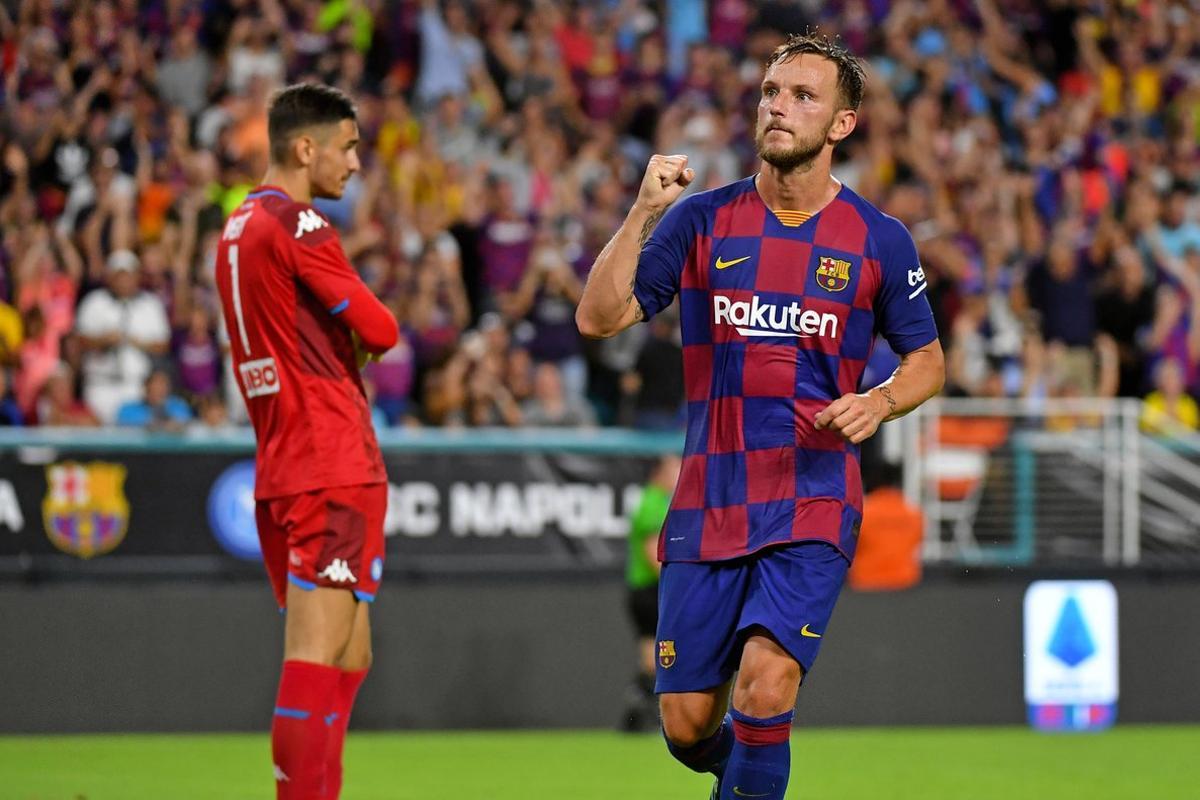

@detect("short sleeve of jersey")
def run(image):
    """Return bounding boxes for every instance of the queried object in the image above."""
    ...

[633,196,702,320]
[873,215,939,354]
[280,204,361,314]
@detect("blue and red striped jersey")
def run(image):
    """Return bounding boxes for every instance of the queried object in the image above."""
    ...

[634,177,938,563]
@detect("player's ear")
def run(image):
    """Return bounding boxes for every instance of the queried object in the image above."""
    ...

[828,108,857,145]
[294,133,316,168]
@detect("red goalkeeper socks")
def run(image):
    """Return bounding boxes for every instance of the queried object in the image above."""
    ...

[271,660,340,800]
[322,668,369,799]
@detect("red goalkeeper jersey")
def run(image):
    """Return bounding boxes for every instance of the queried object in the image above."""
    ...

[215,186,398,500]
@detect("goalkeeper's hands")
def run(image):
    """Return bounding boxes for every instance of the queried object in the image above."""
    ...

[352,331,383,370]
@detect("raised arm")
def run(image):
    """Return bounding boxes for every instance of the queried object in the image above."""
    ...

[575,154,694,338]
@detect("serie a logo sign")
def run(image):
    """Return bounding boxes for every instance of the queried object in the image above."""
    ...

[42,462,130,559]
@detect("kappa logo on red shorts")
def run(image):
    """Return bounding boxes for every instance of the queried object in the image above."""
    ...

[317,558,357,584]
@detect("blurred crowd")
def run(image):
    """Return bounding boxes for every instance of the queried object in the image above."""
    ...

[1,0,1199,434]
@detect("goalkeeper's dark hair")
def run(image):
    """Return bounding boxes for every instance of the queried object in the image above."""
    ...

[267,83,358,164]
[766,32,866,111]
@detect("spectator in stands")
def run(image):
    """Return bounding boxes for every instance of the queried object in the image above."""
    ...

[155,23,212,119]
[187,393,235,437]
[74,249,170,424]
[502,231,586,399]
[36,363,98,427]
[1141,357,1200,435]
[1026,225,1100,394]
[0,297,21,369]
[408,244,471,369]
[364,332,417,426]
[172,304,221,402]
[505,346,535,407]
[623,310,684,430]
[848,457,924,592]
[1096,243,1157,397]
[447,331,523,427]
[13,224,81,344]
[0,368,23,426]
[115,367,193,431]
[14,307,58,418]
[522,360,594,427]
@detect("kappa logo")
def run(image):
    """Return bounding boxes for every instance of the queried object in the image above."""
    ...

[317,558,357,584]
[294,208,328,239]
[658,640,677,669]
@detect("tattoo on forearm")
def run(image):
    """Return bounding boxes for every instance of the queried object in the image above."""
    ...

[879,385,897,416]
[638,208,666,247]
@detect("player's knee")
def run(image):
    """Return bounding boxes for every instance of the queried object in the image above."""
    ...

[659,696,714,747]
[733,665,801,718]
[339,647,372,673]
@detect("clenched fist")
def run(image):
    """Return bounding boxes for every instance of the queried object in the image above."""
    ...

[636,154,696,212]
[814,390,888,444]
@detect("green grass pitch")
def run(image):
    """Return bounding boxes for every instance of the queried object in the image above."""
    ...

[2,726,1198,799]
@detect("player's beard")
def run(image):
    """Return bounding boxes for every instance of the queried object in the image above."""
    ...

[756,114,834,173]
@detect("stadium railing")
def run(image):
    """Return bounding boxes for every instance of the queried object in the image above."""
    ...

[900,397,1200,569]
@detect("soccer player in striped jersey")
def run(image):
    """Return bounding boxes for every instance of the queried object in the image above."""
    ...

[215,84,398,799]
[577,33,944,800]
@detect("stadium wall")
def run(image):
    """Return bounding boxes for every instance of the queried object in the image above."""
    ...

[3,572,1199,733]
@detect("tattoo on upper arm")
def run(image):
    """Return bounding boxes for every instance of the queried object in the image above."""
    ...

[632,299,645,322]
[879,385,897,416]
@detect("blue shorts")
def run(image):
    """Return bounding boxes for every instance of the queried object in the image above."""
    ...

[654,541,849,694]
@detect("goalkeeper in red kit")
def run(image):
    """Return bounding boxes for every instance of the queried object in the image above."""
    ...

[214,83,398,800]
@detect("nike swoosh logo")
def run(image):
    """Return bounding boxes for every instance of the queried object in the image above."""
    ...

[732,787,774,797]
[800,624,822,638]
[715,255,751,270]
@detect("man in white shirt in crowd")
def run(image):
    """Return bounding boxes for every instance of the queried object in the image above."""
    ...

[75,249,171,424]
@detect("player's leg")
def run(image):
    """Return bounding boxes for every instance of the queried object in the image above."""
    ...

[656,559,750,791]
[324,599,371,799]
[720,542,850,800]
[660,681,735,779]
[320,482,387,800]
[720,631,801,800]
[258,499,339,799]
[263,487,381,800]
[273,584,357,800]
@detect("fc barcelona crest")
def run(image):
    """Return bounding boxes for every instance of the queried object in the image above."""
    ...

[816,256,852,292]
[658,640,677,669]
[42,462,130,559]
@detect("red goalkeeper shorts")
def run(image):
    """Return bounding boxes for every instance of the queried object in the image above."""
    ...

[256,482,387,608]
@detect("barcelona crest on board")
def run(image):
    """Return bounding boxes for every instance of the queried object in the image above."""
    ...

[42,461,130,559]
